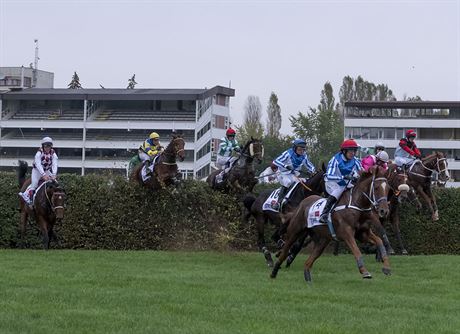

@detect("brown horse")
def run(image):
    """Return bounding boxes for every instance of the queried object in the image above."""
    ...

[382,152,449,254]
[207,138,264,194]
[290,164,411,265]
[271,166,391,283]
[242,165,326,267]
[130,133,186,190]
[17,161,66,250]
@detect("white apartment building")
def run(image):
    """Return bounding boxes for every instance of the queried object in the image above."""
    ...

[344,101,460,186]
[0,86,234,179]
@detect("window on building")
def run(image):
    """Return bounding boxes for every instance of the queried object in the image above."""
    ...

[216,95,228,106]
[196,141,211,160]
[197,122,211,140]
[196,164,210,179]
[212,115,227,129]
[384,128,395,139]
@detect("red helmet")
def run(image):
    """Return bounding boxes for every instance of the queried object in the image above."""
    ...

[406,129,417,138]
[341,139,359,150]
[226,128,236,136]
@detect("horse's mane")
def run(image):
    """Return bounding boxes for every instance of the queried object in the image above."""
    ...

[422,151,445,162]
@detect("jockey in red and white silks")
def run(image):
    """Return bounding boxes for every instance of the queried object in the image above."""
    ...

[19,137,58,205]
[394,129,421,167]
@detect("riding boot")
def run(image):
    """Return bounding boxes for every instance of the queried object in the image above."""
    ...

[273,186,289,210]
[319,195,337,225]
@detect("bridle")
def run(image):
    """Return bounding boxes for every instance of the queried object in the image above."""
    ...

[44,182,65,213]
[409,156,449,180]
[161,137,185,166]
[335,174,388,212]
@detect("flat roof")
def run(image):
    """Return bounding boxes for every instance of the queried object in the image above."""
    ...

[0,85,235,101]
[344,101,460,108]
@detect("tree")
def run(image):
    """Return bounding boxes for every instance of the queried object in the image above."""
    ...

[266,92,282,138]
[67,72,82,89]
[290,82,343,165]
[127,74,137,89]
[237,95,264,142]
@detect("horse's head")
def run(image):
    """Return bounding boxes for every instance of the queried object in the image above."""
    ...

[168,133,186,162]
[243,137,264,163]
[435,152,450,182]
[387,164,410,202]
[359,166,390,218]
[47,181,66,221]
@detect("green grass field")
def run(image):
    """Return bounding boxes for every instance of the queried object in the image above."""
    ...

[0,250,459,334]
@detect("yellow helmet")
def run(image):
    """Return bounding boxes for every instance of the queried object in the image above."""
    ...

[149,132,160,140]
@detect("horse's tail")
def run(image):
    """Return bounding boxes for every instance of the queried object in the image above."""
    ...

[17,160,28,188]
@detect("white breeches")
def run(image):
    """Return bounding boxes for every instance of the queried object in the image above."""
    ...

[139,151,150,162]
[278,173,297,188]
[28,168,51,191]
[395,156,415,167]
[326,181,347,200]
[216,155,233,170]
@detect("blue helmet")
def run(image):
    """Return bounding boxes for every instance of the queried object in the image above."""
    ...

[292,138,306,148]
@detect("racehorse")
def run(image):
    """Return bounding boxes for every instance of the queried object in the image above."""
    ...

[271,166,391,283]
[242,165,326,266]
[130,133,186,190]
[382,152,449,254]
[17,160,66,250]
[286,164,411,265]
[207,137,264,194]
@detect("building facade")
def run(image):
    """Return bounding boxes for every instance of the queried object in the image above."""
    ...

[0,86,234,179]
[343,101,460,186]
[0,67,54,89]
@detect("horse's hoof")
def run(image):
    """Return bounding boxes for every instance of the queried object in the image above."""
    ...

[401,249,409,255]
[362,272,372,279]
[304,269,312,283]
[263,251,274,267]
[382,267,392,276]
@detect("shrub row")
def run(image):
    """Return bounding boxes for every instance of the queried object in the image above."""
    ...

[0,172,458,254]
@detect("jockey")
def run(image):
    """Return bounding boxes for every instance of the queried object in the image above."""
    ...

[259,162,279,184]
[320,139,363,224]
[394,129,421,167]
[361,150,390,172]
[273,139,315,209]
[216,128,240,170]
[19,137,59,206]
[139,132,163,168]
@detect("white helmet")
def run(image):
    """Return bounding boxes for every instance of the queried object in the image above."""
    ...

[41,136,53,146]
[375,142,385,150]
[376,150,389,163]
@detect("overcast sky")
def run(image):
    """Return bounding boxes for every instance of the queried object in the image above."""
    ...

[1,0,459,133]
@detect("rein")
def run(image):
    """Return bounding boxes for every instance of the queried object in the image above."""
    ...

[409,157,448,179]
[335,175,387,212]
[160,137,185,166]
[44,182,65,212]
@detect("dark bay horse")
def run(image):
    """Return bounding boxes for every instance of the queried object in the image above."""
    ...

[17,160,66,250]
[207,138,264,194]
[243,166,326,266]
[271,166,391,283]
[130,133,186,190]
[383,152,449,254]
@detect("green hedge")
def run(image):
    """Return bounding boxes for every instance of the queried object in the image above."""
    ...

[0,172,251,250]
[0,172,459,254]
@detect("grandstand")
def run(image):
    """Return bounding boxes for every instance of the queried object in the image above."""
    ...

[0,86,234,178]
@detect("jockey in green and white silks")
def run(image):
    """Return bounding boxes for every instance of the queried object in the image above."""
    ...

[272,139,315,208]
[320,139,363,224]
[19,137,59,206]
[216,128,240,170]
